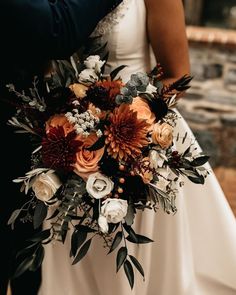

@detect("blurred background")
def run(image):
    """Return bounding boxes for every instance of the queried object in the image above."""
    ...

[180,0,236,215]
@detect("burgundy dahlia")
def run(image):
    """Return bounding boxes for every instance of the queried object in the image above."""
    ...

[42,126,82,172]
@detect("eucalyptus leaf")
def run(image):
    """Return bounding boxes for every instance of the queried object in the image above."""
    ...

[125,205,135,226]
[129,255,145,278]
[8,209,21,229]
[116,247,127,272]
[108,231,122,254]
[33,201,48,229]
[72,239,92,265]
[13,255,34,278]
[188,175,205,184]
[124,260,134,289]
[123,224,138,243]
[29,245,45,272]
[29,229,51,243]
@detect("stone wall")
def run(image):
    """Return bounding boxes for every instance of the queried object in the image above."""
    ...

[177,26,236,167]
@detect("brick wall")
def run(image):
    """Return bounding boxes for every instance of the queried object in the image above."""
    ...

[178,26,236,167]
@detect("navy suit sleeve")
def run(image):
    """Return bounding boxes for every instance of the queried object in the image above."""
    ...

[1,0,122,59]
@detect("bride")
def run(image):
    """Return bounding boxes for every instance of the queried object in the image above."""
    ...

[39,0,236,294]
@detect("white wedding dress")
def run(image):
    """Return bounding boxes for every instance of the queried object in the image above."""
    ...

[39,1,236,294]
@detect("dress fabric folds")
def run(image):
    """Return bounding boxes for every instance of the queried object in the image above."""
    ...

[39,1,236,294]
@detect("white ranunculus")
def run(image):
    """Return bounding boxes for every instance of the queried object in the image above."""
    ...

[78,69,98,83]
[101,198,128,224]
[98,215,109,233]
[32,170,61,202]
[145,83,157,94]
[84,55,105,72]
[86,172,114,199]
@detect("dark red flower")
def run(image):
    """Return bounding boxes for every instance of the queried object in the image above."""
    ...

[42,126,82,172]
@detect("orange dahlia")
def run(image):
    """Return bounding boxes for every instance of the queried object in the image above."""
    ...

[104,104,150,161]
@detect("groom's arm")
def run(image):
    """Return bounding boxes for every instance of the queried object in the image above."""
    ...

[0,0,122,59]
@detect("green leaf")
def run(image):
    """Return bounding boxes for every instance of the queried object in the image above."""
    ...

[108,231,122,254]
[125,205,135,226]
[86,136,105,151]
[123,224,138,243]
[116,247,127,272]
[75,225,96,233]
[110,65,127,80]
[191,156,209,167]
[129,255,145,278]
[72,239,92,265]
[29,245,45,272]
[13,255,34,278]
[188,175,205,184]
[71,230,87,257]
[7,209,21,229]
[127,234,153,244]
[29,229,51,243]
[33,201,48,229]
[124,260,134,289]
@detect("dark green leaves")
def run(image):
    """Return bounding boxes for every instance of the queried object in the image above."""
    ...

[126,234,153,244]
[188,175,205,184]
[110,65,127,81]
[29,229,51,243]
[191,156,209,167]
[129,255,145,279]
[33,201,48,229]
[71,230,87,257]
[125,205,135,226]
[8,209,21,229]
[108,231,122,254]
[72,239,92,265]
[116,247,127,272]
[124,260,134,289]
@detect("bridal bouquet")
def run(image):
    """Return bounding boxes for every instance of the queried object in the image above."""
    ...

[7,55,209,288]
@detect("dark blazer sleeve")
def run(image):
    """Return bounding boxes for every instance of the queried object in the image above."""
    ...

[1,0,122,59]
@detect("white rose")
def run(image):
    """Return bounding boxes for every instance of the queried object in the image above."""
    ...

[32,170,61,202]
[101,198,128,224]
[78,69,98,83]
[145,83,157,94]
[98,215,109,233]
[84,55,105,72]
[86,172,114,199]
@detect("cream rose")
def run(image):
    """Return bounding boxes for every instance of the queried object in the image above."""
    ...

[32,170,61,202]
[101,198,128,224]
[98,215,109,233]
[78,69,98,83]
[84,55,105,71]
[73,133,104,174]
[152,123,173,149]
[129,97,155,128]
[86,172,114,199]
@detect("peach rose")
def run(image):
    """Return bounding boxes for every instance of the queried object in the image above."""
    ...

[46,114,74,135]
[152,123,173,149]
[69,83,88,99]
[73,133,104,175]
[129,97,155,129]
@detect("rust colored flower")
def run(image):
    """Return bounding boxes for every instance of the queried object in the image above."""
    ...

[85,79,123,110]
[46,114,74,136]
[42,126,82,172]
[104,104,149,161]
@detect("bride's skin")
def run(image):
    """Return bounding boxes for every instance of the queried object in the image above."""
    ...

[145,0,190,85]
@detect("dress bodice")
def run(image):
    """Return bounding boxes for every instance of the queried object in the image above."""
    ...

[105,0,152,82]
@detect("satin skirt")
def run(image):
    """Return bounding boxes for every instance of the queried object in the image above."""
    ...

[39,113,236,295]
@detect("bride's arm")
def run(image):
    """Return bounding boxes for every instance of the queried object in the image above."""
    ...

[145,0,190,83]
